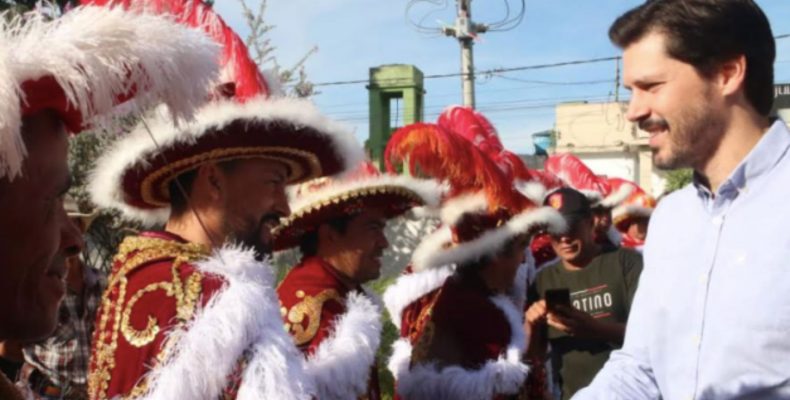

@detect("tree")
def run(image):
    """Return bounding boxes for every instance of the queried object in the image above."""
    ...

[237,0,318,97]
[663,168,693,194]
[0,0,75,13]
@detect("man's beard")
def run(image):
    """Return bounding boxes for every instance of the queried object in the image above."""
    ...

[642,100,724,171]
[226,214,281,261]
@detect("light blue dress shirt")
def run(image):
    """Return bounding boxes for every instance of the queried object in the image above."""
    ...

[574,120,790,400]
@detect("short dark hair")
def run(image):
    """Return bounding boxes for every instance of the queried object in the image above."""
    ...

[168,160,238,217]
[609,0,775,116]
[298,214,356,257]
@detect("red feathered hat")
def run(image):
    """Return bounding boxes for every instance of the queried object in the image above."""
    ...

[272,162,444,251]
[386,106,565,271]
[87,0,364,225]
[0,3,220,181]
[612,179,656,232]
[544,153,633,208]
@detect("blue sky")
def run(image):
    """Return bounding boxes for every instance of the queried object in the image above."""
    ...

[213,0,790,154]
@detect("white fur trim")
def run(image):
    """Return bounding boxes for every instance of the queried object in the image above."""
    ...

[580,190,603,204]
[412,207,567,271]
[136,245,315,400]
[439,192,488,226]
[288,175,445,217]
[0,5,219,181]
[387,338,413,384]
[89,96,364,226]
[612,204,654,223]
[304,291,382,400]
[383,265,455,330]
[393,294,529,400]
[516,180,549,205]
[599,184,634,208]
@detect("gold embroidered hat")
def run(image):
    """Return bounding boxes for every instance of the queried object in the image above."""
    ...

[273,162,444,251]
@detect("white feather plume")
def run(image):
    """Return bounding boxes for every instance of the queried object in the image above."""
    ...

[0,5,220,181]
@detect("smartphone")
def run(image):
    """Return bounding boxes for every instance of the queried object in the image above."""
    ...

[545,288,571,311]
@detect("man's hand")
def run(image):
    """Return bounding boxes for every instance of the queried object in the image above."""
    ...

[546,304,600,339]
[525,300,548,327]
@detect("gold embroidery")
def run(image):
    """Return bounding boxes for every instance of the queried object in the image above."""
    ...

[120,261,203,347]
[141,146,322,206]
[88,236,210,400]
[273,185,422,235]
[285,289,342,346]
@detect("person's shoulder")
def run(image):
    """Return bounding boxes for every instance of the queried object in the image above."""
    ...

[277,258,345,304]
[613,247,643,271]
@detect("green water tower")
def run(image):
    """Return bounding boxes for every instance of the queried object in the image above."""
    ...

[367,64,425,169]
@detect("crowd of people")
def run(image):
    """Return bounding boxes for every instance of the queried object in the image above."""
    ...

[0,0,788,399]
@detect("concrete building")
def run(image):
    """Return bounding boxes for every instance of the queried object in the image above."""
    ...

[553,101,667,196]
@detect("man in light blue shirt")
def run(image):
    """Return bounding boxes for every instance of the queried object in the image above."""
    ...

[575,1,790,399]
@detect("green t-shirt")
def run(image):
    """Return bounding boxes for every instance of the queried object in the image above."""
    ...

[529,247,643,399]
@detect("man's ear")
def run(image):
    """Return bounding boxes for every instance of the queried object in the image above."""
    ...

[716,55,747,98]
[195,163,224,202]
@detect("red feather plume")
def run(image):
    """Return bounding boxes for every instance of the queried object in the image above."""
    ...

[385,122,529,212]
[80,0,270,101]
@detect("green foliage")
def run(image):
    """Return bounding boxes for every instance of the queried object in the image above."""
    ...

[0,0,75,13]
[664,169,693,194]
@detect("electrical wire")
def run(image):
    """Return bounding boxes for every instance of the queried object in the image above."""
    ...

[309,56,620,87]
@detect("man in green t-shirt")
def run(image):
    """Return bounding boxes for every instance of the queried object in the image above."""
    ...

[526,188,642,399]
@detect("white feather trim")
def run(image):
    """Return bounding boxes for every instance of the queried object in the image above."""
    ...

[136,245,314,400]
[599,184,634,208]
[304,291,382,400]
[439,193,488,226]
[580,190,604,204]
[393,294,529,400]
[89,96,364,226]
[0,35,22,183]
[516,180,549,205]
[288,175,446,216]
[387,338,413,384]
[0,6,219,181]
[383,265,455,330]
[412,207,567,271]
[612,204,654,222]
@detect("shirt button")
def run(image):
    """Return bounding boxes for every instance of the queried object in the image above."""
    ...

[692,335,701,346]
[699,274,708,284]
[712,216,724,226]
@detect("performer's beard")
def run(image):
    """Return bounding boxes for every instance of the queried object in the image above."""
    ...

[233,213,281,261]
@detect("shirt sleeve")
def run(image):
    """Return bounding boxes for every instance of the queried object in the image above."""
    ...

[572,249,660,400]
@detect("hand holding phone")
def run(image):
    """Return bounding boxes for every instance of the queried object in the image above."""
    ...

[545,288,571,312]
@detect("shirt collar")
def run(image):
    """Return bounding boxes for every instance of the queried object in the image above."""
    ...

[693,119,790,199]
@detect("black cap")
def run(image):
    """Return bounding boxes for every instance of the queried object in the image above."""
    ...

[544,187,592,226]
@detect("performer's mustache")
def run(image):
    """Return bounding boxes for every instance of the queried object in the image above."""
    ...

[259,213,284,231]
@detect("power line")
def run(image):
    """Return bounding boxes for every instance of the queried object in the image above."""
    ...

[310,56,621,87]
[300,32,790,89]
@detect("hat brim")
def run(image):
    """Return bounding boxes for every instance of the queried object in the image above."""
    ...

[89,96,364,226]
[273,176,444,251]
[411,206,567,272]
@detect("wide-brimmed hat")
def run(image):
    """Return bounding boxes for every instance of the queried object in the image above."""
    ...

[0,4,219,181]
[88,0,364,225]
[545,154,633,209]
[273,162,444,251]
[613,183,656,231]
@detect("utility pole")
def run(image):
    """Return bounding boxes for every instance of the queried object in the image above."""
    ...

[443,0,487,109]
